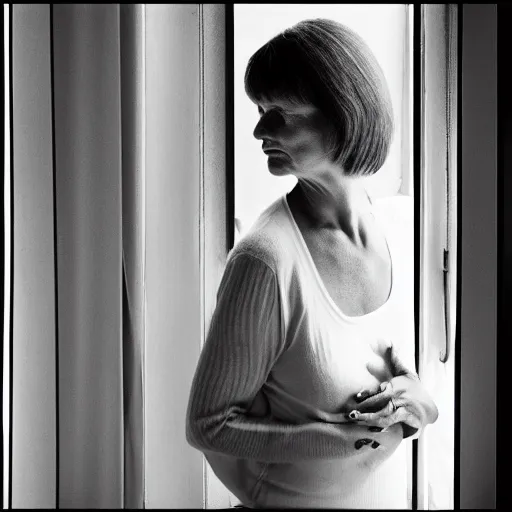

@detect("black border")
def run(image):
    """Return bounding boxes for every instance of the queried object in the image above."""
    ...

[412,4,421,510]
[226,3,235,253]
[49,4,60,509]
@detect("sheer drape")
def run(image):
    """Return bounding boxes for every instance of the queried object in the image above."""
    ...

[7,4,144,508]
[5,4,228,508]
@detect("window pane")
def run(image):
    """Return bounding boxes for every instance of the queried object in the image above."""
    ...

[231,4,415,510]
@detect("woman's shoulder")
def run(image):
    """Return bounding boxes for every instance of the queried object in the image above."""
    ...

[229,196,296,274]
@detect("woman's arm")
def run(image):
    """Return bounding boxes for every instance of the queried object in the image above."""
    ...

[186,252,389,464]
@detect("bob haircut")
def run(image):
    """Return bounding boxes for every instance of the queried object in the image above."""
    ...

[244,19,394,176]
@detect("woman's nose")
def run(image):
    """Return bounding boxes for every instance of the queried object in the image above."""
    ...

[253,118,266,140]
[253,110,284,140]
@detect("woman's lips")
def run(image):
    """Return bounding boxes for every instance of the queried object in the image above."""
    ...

[263,148,287,156]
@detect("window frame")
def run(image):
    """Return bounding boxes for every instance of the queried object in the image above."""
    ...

[220,3,497,510]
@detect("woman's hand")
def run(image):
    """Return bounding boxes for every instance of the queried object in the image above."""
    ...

[347,340,439,437]
[347,374,439,437]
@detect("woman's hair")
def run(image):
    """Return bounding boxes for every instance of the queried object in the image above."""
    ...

[244,19,394,176]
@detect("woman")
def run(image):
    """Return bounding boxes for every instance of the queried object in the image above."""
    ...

[186,19,438,509]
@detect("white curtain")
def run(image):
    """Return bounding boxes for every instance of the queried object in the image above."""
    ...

[5,3,228,508]
[7,4,144,508]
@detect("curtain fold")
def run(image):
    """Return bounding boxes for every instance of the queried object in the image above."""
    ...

[9,4,145,508]
[52,4,124,508]
[120,4,145,509]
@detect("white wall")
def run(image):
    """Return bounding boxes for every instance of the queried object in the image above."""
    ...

[234,4,408,235]
[144,6,231,508]
[144,5,204,508]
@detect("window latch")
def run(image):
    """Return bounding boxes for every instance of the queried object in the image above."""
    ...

[440,249,451,363]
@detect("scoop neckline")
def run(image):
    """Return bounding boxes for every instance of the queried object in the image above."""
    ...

[281,193,394,324]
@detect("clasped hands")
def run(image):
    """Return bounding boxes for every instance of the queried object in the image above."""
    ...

[346,340,439,439]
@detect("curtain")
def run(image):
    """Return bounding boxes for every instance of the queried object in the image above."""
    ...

[5,4,227,508]
[6,4,144,508]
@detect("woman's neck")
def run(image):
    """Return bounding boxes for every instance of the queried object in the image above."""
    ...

[288,174,373,244]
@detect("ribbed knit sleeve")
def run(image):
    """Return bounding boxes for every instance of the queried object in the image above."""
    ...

[186,251,380,464]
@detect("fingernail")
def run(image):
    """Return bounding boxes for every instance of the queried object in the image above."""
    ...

[369,427,383,432]
[355,390,370,402]
[380,382,388,392]
[355,438,373,450]
[371,441,380,449]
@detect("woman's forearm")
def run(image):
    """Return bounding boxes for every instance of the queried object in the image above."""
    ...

[186,407,398,463]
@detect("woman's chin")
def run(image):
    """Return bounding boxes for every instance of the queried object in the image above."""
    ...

[267,160,292,176]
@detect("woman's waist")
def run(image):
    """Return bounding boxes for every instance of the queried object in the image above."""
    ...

[204,423,405,508]
[252,437,407,507]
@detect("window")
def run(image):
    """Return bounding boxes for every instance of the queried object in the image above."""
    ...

[216,4,457,510]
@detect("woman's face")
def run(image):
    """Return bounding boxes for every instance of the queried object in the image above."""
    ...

[252,97,337,178]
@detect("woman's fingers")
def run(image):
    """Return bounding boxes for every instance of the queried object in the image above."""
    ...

[348,402,406,428]
[316,410,360,424]
[351,405,423,431]
[354,382,393,410]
